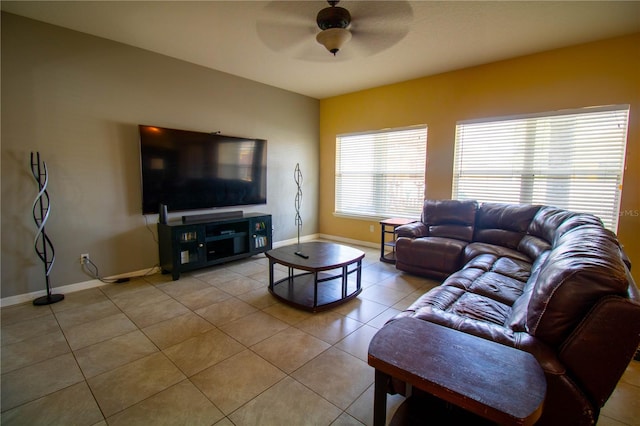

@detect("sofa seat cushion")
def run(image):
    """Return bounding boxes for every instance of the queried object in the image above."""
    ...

[464,254,532,281]
[467,271,529,306]
[464,242,532,265]
[396,236,467,276]
[400,284,513,327]
[440,262,528,305]
[393,284,527,348]
[397,250,533,328]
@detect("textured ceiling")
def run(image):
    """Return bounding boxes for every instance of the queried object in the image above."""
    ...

[2,1,640,99]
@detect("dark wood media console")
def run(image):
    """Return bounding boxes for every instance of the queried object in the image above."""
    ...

[158,212,272,280]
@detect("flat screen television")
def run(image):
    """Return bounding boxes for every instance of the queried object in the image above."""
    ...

[139,125,267,214]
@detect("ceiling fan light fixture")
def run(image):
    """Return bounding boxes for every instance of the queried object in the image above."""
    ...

[316,27,352,56]
[316,4,351,30]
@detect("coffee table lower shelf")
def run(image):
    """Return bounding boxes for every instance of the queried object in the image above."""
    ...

[269,271,362,312]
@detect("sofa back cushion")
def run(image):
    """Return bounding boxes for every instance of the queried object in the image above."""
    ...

[473,203,541,249]
[525,224,628,347]
[519,207,606,261]
[422,199,478,242]
[526,206,604,244]
[517,235,551,261]
[553,214,605,245]
[526,206,579,243]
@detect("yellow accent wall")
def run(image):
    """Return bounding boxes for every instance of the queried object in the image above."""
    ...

[319,33,640,265]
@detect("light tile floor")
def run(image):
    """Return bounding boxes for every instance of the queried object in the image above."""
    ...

[1,242,639,425]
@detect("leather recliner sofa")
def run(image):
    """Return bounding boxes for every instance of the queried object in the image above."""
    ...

[388,199,640,425]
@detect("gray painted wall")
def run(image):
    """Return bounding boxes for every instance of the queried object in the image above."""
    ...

[1,13,319,299]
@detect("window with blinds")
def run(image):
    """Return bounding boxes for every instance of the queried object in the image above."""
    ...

[452,105,629,231]
[335,126,427,219]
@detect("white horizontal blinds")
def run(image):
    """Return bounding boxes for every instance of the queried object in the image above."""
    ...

[336,126,427,219]
[452,105,629,231]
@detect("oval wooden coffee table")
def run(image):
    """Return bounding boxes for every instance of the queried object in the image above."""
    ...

[265,242,365,312]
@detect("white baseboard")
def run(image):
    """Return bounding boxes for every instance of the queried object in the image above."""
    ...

[1,235,376,308]
[272,233,320,248]
[274,233,377,250]
[0,266,161,308]
[318,233,378,249]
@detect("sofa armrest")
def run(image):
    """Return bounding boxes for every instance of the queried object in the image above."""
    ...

[396,222,428,238]
[620,246,632,271]
[559,293,640,408]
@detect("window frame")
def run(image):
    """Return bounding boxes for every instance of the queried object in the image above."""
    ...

[452,105,630,231]
[334,125,428,221]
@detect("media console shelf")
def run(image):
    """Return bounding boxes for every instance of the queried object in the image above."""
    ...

[158,212,272,280]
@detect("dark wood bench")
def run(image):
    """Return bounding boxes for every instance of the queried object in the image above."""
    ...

[368,317,546,426]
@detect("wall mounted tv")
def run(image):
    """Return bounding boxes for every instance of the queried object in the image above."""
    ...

[139,125,267,214]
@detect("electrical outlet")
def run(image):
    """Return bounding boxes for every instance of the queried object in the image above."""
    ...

[369,225,375,232]
[80,253,90,264]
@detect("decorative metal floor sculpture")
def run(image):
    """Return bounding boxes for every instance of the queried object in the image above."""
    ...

[294,163,308,259]
[31,152,64,305]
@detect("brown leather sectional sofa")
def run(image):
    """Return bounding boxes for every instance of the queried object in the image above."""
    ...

[388,199,640,425]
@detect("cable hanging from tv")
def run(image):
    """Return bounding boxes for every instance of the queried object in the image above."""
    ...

[81,257,122,284]
[80,255,157,284]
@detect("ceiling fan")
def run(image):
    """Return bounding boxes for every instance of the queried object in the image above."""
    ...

[256,1,413,61]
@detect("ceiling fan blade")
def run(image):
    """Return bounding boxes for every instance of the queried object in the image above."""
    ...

[256,20,315,52]
[260,1,325,23]
[348,27,410,56]
[348,1,414,25]
[256,1,324,53]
